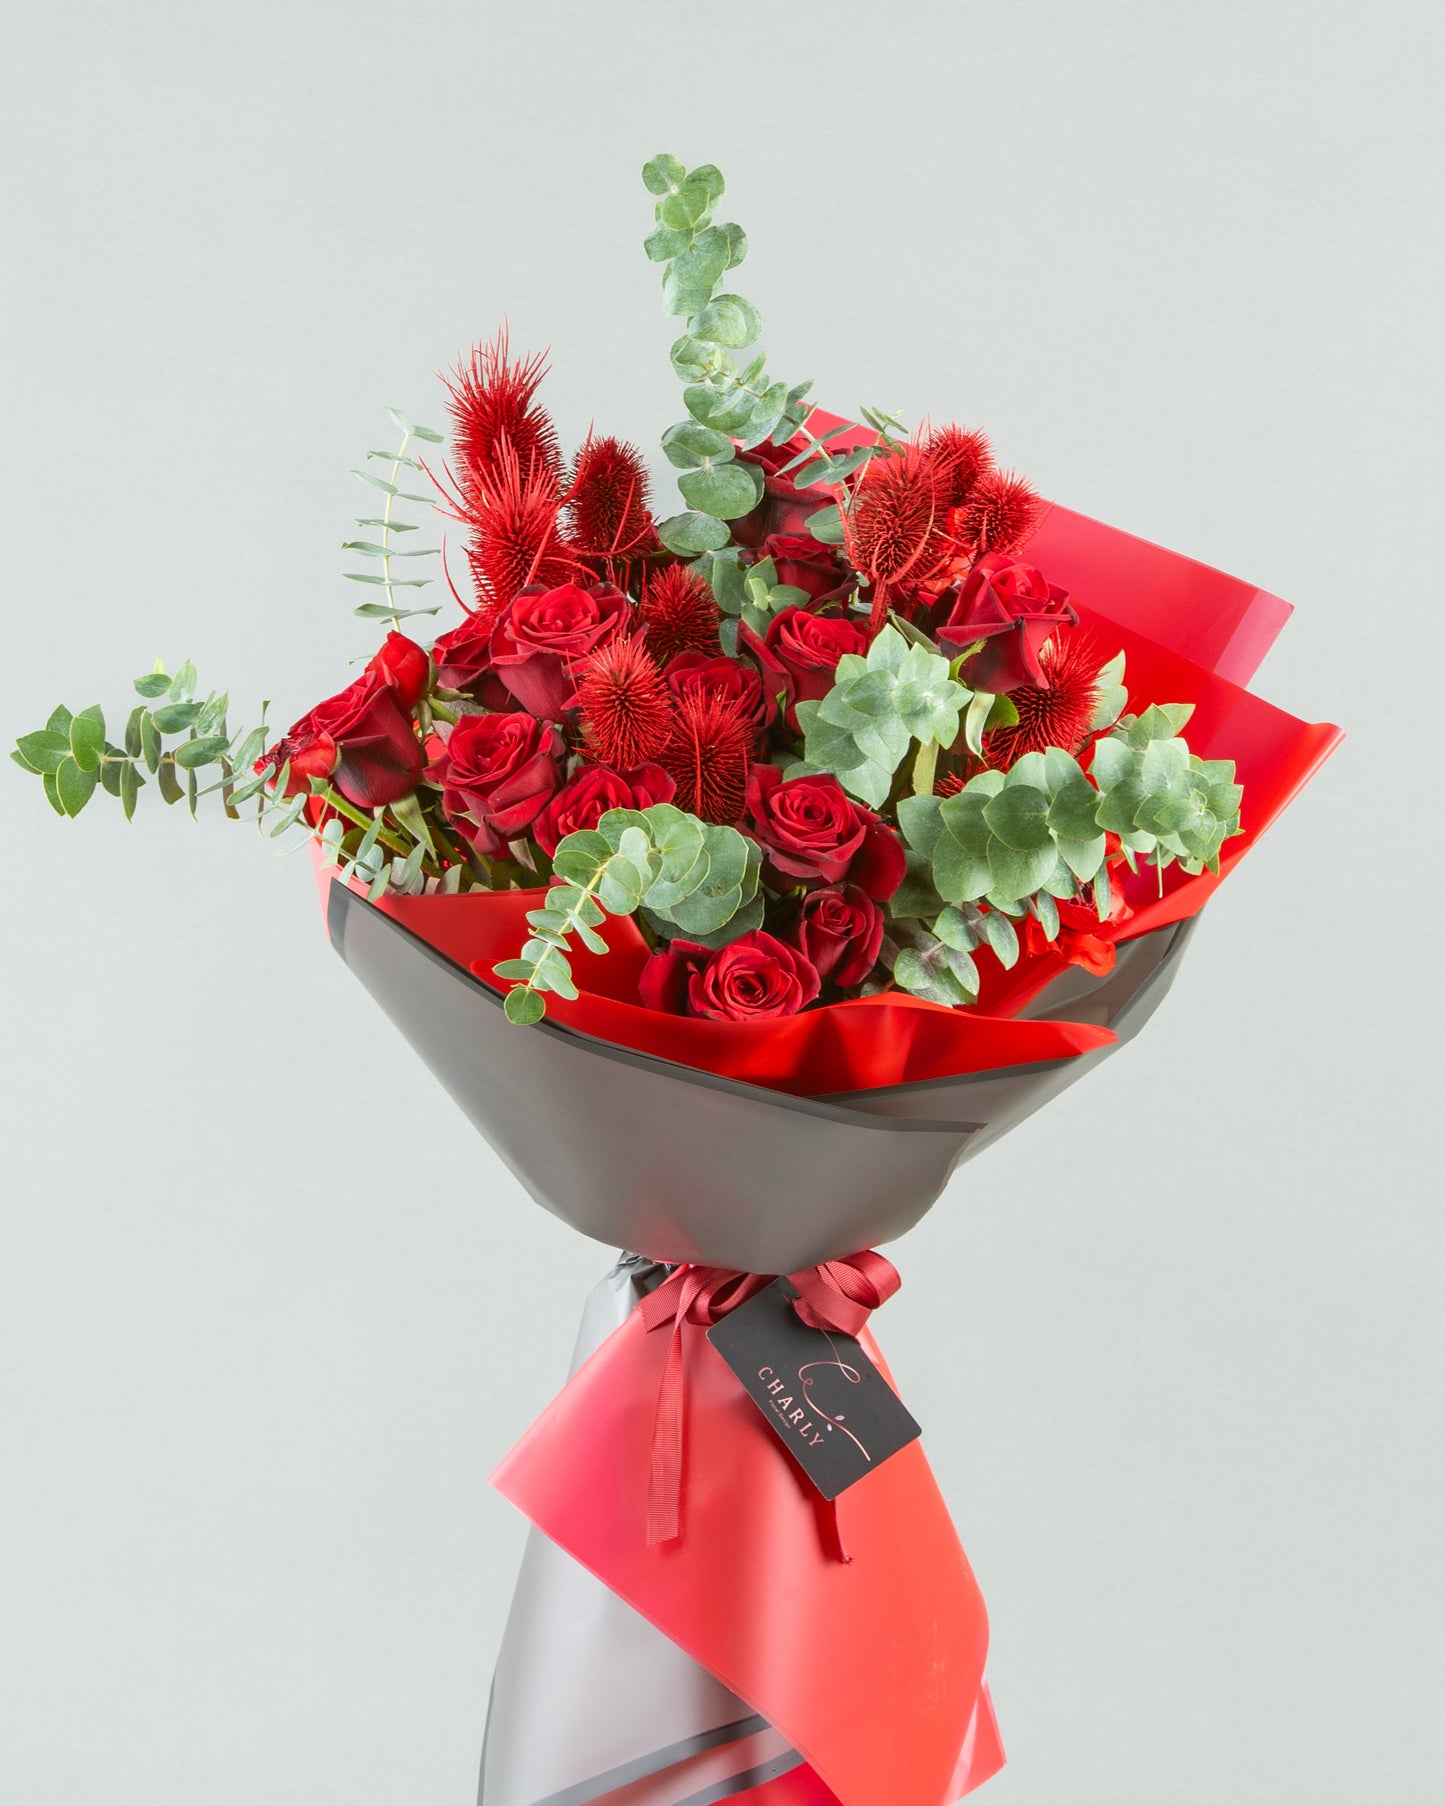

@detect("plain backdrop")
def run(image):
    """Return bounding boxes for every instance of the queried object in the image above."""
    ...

[2,3,1441,1802]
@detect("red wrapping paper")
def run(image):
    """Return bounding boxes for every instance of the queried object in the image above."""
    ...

[493,1307,998,1806]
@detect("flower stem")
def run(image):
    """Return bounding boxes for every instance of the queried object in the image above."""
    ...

[381,429,412,627]
[911,738,940,797]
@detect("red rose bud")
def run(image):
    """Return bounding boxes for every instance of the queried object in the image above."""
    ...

[257,669,424,808]
[531,761,676,859]
[639,932,821,1022]
[365,631,431,708]
[763,605,869,714]
[753,533,847,604]
[490,580,633,719]
[429,711,562,856]
[783,884,884,988]
[254,725,338,797]
[936,553,1077,694]
[664,649,769,731]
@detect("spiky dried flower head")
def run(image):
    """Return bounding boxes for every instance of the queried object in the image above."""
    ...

[576,634,674,770]
[983,633,1102,768]
[461,438,580,614]
[445,326,562,493]
[842,444,948,629]
[953,468,1045,558]
[922,424,995,511]
[567,433,656,558]
[659,690,754,825]
[638,563,722,664]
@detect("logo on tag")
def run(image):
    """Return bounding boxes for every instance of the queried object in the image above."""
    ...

[707,1278,922,1500]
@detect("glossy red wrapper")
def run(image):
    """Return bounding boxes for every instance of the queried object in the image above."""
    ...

[492,1312,996,1806]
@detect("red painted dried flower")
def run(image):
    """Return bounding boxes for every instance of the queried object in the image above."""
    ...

[445,326,562,492]
[638,564,721,664]
[576,634,674,770]
[922,424,994,510]
[460,439,581,613]
[568,433,656,558]
[984,634,1103,767]
[659,691,755,825]
[842,445,948,629]
[951,468,1044,558]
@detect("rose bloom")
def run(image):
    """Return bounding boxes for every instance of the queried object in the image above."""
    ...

[752,532,847,603]
[429,712,562,855]
[256,634,429,807]
[638,930,822,1022]
[781,884,884,988]
[490,580,632,718]
[431,616,516,709]
[664,650,769,730]
[744,765,905,899]
[763,605,869,713]
[935,554,1077,694]
[531,761,676,858]
[366,630,431,706]
[731,438,831,541]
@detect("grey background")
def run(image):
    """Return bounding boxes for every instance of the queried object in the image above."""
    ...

[1,2,1440,1801]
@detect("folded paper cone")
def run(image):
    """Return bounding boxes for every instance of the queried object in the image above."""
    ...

[326,876,1193,1272]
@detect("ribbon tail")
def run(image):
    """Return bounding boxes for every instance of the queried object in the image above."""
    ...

[647,1319,688,1546]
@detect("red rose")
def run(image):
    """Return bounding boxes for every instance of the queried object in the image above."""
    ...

[639,931,821,1022]
[753,533,847,603]
[746,765,865,884]
[935,554,1077,694]
[763,605,869,713]
[257,669,423,808]
[664,650,769,731]
[365,631,431,708]
[490,580,632,719]
[782,884,883,988]
[431,616,515,708]
[733,437,823,540]
[429,712,562,855]
[745,765,906,900]
[531,761,676,858]
[847,817,907,901]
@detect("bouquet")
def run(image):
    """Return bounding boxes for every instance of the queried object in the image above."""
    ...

[13,153,1340,1804]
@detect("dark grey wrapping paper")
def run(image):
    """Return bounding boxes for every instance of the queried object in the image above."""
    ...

[327,881,1196,1273]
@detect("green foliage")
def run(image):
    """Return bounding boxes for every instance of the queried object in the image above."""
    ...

[345,410,445,626]
[643,154,814,553]
[497,804,761,1023]
[792,625,971,808]
[893,713,1243,941]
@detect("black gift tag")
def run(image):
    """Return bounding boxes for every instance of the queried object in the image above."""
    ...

[707,1278,921,1501]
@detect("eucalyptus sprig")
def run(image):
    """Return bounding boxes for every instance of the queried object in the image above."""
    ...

[345,407,446,628]
[642,154,813,556]
[495,803,761,1023]
[10,658,458,902]
[12,661,255,823]
[884,711,1243,1006]
[789,625,972,808]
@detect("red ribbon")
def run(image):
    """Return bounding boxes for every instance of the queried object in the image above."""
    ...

[638,1252,902,1548]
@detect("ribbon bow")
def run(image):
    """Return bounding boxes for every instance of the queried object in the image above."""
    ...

[638,1252,901,1548]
